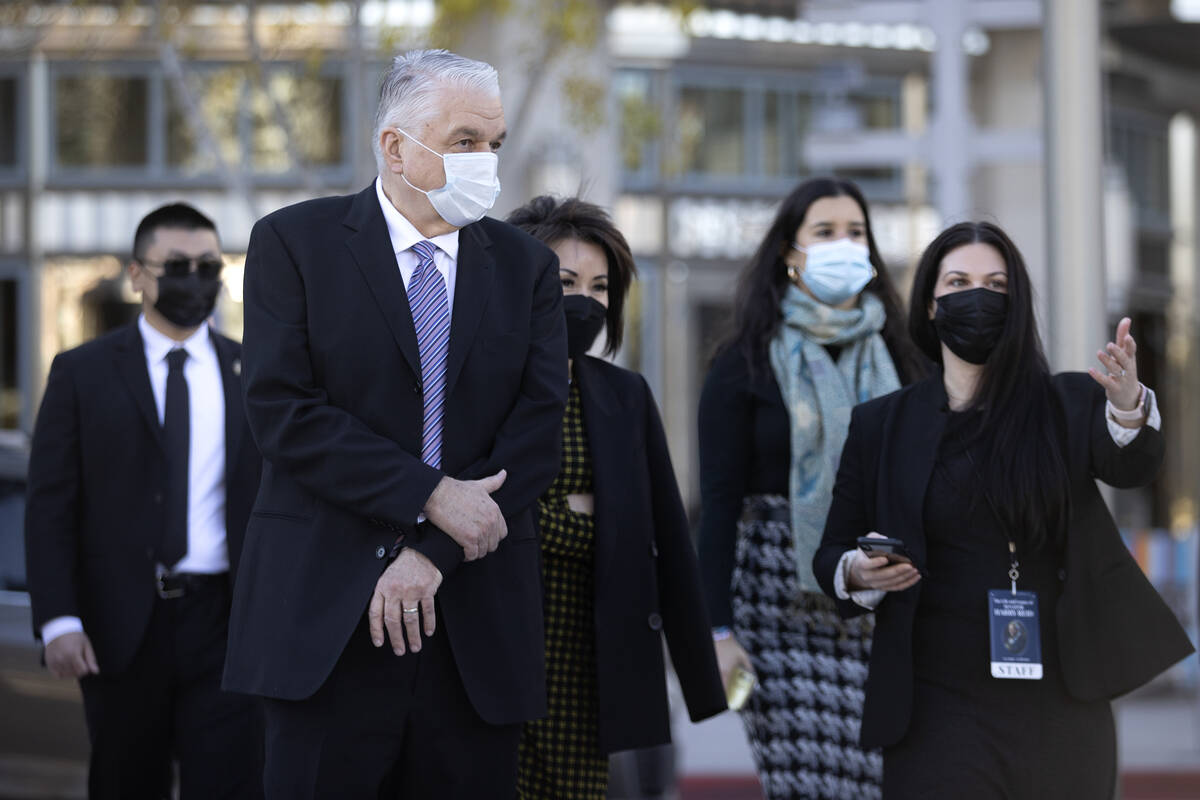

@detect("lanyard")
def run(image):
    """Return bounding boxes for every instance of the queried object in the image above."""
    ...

[964,449,1020,594]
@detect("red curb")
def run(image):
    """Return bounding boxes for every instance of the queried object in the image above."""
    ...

[1121,770,1200,800]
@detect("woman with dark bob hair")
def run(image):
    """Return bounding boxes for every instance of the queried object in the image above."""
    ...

[814,221,1192,797]
[697,177,925,799]
[506,196,726,799]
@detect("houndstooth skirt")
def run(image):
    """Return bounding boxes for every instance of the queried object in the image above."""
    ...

[731,494,883,800]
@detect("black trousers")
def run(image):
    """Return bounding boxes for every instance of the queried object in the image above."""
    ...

[882,677,1116,800]
[262,613,521,800]
[79,576,263,800]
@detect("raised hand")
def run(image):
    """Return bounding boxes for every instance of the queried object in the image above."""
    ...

[1087,316,1141,413]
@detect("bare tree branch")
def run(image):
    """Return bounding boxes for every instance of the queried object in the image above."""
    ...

[243,0,321,196]
[153,0,258,218]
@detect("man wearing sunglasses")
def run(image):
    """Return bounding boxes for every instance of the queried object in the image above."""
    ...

[25,203,263,798]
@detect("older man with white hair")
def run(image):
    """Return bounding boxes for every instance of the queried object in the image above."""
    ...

[222,49,568,798]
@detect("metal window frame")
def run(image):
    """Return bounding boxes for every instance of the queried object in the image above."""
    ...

[618,64,906,200]
[46,59,355,189]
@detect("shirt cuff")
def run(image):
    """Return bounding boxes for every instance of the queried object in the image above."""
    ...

[1107,386,1162,447]
[41,616,84,646]
[835,550,886,610]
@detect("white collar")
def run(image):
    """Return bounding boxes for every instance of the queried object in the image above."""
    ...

[138,314,213,365]
[374,176,460,260]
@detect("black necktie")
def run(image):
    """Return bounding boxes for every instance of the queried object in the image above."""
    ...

[160,348,189,568]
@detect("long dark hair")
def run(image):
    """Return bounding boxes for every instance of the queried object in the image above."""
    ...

[909,221,1068,549]
[507,195,636,357]
[719,177,925,382]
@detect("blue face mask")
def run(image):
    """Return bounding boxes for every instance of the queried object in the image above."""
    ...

[790,238,877,306]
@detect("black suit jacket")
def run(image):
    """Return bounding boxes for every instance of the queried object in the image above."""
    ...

[25,323,260,674]
[572,357,726,753]
[814,371,1194,749]
[222,185,568,725]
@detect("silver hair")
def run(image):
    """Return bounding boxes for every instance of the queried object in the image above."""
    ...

[372,49,500,173]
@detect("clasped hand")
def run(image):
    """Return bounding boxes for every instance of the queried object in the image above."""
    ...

[424,470,508,561]
[369,549,441,655]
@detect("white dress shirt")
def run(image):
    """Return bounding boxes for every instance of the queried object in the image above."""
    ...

[41,316,229,646]
[375,176,459,313]
[833,388,1163,610]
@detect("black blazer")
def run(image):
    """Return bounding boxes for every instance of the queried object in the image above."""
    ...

[25,323,259,674]
[572,357,726,753]
[222,185,568,726]
[814,371,1193,749]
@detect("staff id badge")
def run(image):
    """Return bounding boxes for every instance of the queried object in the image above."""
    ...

[987,589,1043,680]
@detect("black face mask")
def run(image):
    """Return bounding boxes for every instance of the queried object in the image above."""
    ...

[933,287,1009,365]
[154,273,222,329]
[563,294,607,359]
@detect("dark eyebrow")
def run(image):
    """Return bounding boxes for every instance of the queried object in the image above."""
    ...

[807,220,864,228]
[559,267,578,276]
[165,249,219,258]
[449,127,507,143]
[943,270,1007,278]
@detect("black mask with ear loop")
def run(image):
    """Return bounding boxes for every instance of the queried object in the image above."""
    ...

[563,294,607,359]
[932,288,1009,364]
[153,272,222,328]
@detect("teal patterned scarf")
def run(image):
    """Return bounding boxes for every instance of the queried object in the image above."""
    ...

[768,285,900,592]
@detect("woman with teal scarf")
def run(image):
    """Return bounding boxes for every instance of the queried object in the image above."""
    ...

[698,178,925,799]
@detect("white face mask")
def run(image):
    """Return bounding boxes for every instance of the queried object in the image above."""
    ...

[397,128,502,228]
[790,238,876,306]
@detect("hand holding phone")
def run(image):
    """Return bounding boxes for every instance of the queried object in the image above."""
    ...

[849,533,924,593]
[856,535,915,566]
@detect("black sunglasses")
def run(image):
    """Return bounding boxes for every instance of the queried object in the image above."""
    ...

[140,256,223,280]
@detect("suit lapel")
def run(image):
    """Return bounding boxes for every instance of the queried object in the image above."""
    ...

[113,324,164,453]
[575,359,622,581]
[343,185,422,378]
[444,223,495,400]
[885,373,948,566]
[211,333,244,469]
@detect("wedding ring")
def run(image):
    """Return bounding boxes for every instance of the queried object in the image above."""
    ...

[402,607,419,614]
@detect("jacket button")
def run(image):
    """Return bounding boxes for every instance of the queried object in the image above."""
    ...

[1057,568,1067,581]
[647,612,663,631]
[413,381,421,394]
[154,492,163,504]
[649,542,658,557]
[375,546,386,559]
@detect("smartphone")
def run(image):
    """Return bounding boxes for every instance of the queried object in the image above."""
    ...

[857,535,915,566]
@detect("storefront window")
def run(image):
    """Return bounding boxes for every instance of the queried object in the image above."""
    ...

[0,78,16,168]
[851,91,900,129]
[166,70,243,173]
[167,69,345,175]
[678,87,744,175]
[55,75,149,167]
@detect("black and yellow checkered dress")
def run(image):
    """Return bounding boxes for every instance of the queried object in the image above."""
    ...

[517,381,608,799]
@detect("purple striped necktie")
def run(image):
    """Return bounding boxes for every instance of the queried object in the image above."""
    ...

[409,240,450,469]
